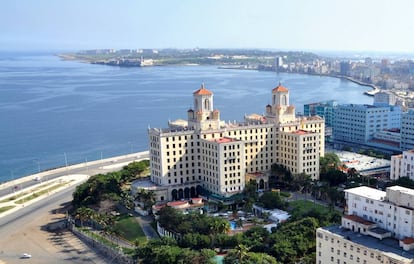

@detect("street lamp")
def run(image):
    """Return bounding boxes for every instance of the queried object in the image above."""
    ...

[33,159,40,173]
[64,152,68,167]
[128,141,133,154]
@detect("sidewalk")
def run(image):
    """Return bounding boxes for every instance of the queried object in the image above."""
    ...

[0,174,89,218]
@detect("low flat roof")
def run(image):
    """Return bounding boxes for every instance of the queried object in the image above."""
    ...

[321,225,414,261]
[328,149,390,172]
[344,186,385,201]
[369,227,390,235]
[388,185,414,196]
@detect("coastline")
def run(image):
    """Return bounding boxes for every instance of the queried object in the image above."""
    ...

[0,151,149,190]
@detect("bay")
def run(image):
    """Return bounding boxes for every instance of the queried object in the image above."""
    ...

[0,52,372,182]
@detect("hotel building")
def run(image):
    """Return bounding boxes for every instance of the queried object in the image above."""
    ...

[147,83,324,202]
[317,185,414,264]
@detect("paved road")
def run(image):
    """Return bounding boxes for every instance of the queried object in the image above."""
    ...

[0,151,149,198]
[0,184,107,264]
[135,215,159,240]
[0,151,149,264]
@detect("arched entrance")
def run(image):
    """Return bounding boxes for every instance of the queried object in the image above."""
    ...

[172,189,178,200]
[259,179,265,189]
[184,187,190,199]
[178,189,184,200]
[190,187,196,197]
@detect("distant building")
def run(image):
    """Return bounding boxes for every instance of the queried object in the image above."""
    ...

[332,104,401,149]
[365,57,373,65]
[374,92,397,106]
[275,56,283,70]
[304,100,338,127]
[340,61,352,76]
[317,185,414,264]
[401,110,414,151]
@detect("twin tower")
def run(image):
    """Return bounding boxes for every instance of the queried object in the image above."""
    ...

[186,82,296,130]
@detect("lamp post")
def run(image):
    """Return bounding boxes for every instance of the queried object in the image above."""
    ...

[85,157,89,172]
[33,159,40,173]
[64,152,68,168]
[128,141,133,154]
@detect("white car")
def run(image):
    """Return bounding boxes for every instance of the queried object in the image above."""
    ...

[21,253,31,259]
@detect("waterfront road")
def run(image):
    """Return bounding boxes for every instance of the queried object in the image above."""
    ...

[0,151,149,198]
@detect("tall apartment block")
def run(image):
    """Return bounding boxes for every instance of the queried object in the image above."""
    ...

[401,110,414,151]
[332,104,401,149]
[317,185,414,264]
[147,83,324,202]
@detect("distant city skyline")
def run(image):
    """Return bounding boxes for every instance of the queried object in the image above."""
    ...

[1,0,414,53]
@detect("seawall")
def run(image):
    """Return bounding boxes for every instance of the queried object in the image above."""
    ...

[0,151,149,190]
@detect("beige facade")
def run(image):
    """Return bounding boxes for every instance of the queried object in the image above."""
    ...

[279,130,320,179]
[148,83,325,201]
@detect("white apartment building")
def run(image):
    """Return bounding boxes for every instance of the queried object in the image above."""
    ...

[390,149,414,180]
[147,83,325,201]
[317,185,414,264]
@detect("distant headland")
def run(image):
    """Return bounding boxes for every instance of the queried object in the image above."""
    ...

[57,48,319,68]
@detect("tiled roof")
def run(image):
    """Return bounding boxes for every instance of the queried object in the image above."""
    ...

[343,214,376,226]
[193,84,213,95]
[401,237,414,244]
[272,83,289,92]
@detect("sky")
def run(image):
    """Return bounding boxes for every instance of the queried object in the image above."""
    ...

[1,0,414,52]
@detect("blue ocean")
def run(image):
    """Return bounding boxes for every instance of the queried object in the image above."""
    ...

[0,52,372,182]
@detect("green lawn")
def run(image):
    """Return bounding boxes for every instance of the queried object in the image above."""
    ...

[288,200,341,225]
[113,215,146,243]
[289,200,328,213]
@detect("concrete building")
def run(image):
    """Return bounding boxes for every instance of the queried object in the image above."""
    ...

[304,100,338,127]
[333,104,401,148]
[317,185,414,264]
[401,110,414,151]
[147,83,325,202]
[374,91,397,106]
[390,149,414,180]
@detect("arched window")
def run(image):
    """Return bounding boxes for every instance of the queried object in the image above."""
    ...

[194,99,198,110]
[282,95,287,105]
[204,99,210,110]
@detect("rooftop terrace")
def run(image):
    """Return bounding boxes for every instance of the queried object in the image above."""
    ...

[322,225,414,261]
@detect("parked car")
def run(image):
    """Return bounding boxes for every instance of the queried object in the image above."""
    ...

[21,253,31,259]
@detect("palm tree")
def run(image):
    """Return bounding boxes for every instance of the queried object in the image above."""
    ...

[236,218,243,230]
[234,244,251,262]
[135,189,156,210]
[120,190,134,210]
[75,207,93,227]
